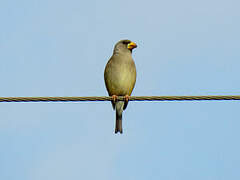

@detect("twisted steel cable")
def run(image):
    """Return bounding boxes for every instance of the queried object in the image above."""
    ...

[0,95,240,102]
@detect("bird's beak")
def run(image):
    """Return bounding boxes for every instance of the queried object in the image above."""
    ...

[127,42,137,50]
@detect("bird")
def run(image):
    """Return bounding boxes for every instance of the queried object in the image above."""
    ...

[104,39,137,134]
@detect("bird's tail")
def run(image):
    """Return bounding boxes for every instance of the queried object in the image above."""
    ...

[115,101,124,134]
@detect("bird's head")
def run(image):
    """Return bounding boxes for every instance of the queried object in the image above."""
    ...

[113,39,137,54]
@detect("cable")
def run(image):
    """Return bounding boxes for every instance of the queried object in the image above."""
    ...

[0,95,240,102]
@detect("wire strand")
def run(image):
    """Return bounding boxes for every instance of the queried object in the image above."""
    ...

[0,95,240,102]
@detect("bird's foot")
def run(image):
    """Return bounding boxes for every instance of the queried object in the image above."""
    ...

[123,95,130,110]
[124,95,130,103]
[112,95,118,103]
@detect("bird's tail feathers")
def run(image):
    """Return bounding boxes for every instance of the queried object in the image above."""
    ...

[115,101,124,134]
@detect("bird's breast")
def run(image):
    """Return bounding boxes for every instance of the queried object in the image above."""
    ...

[104,58,136,96]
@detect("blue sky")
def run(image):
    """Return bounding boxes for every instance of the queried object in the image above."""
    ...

[1,0,240,179]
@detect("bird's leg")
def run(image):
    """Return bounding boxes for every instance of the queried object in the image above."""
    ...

[123,95,130,110]
[124,95,130,102]
[112,95,118,103]
[110,95,118,110]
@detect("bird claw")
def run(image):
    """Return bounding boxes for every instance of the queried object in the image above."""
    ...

[112,95,118,103]
[123,95,130,110]
[124,95,130,103]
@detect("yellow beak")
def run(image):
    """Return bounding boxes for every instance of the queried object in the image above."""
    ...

[127,42,137,50]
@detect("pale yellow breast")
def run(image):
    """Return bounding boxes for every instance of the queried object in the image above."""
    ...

[104,57,136,96]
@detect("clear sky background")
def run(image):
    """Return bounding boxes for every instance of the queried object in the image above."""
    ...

[0,0,240,179]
